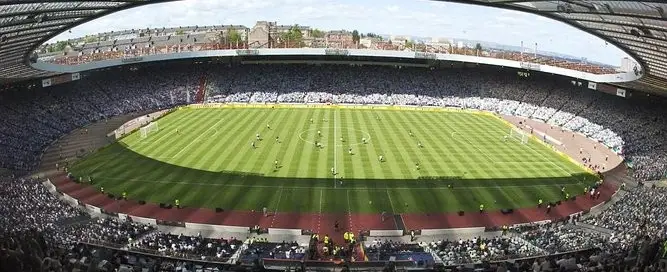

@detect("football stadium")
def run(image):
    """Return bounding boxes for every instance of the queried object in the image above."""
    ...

[1,1,667,271]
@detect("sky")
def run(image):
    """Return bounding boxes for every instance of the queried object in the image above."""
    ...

[49,0,629,66]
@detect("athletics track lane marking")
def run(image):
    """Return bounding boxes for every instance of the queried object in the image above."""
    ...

[316,189,323,233]
[270,187,284,228]
[346,189,354,231]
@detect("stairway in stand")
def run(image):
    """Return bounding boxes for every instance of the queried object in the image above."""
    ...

[194,75,207,103]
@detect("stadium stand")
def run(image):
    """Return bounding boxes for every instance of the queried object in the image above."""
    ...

[1,64,667,271]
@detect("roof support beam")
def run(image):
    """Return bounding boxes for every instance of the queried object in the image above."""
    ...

[567,16,667,34]
[0,7,106,19]
[542,10,664,21]
[0,13,88,29]
[588,26,667,49]
[0,18,77,35]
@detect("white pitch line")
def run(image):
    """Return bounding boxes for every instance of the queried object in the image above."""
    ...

[88,161,106,174]
[482,122,573,176]
[274,187,284,214]
[91,175,578,190]
[445,122,496,163]
[317,189,323,233]
[386,189,399,230]
[386,189,396,215]
[129,125,177,148]
[346,190,352,213]
[171,118,225,158]
[346,189,353,228]
[270,187,284,228]
[333,110,338,188]
[319,189,324,214]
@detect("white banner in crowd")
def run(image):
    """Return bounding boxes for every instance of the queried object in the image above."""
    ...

[42,78,51,87]
[71,73,80,81]
[588,82,597,90]
[616,88,626,97]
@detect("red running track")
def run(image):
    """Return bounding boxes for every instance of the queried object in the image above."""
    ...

[51,174,616,241]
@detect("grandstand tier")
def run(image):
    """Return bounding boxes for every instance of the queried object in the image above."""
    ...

[1,62,666,272]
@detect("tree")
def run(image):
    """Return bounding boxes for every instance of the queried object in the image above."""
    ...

[352,30,360,44]
[475,43,483,52]
[217,31,227,45]
[227,28,243,46]
[83,35,97,43]
[280,24,304,47]
[405,40,414,50]
[45,41,70,52]
[311,28,325,38]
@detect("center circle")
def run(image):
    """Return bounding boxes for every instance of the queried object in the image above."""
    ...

[297,126,372,147]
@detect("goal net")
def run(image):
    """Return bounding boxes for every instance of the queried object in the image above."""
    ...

[509,128,529,144]
[140,122,159,138]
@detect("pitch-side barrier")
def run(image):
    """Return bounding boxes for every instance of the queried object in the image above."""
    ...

[420,227,486,236]
[369,230,403,237]
[129,215,157,226]
[186,222,250,234]
[268,228,302,236]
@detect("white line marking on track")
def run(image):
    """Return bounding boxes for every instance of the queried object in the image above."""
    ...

[319,189,324,214]
[346,189,353,230]
[317,189,323,233]
[270,187,284,227]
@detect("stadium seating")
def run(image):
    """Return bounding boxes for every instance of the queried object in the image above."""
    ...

[1,64,667,271]
[2,64,665,179]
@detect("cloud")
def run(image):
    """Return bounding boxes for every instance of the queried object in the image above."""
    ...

[47,0,628,65]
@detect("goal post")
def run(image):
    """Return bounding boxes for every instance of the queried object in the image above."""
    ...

[139,122,159,138]
[509,127,529,144]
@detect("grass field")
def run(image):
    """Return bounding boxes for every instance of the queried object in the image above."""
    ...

[70,106,597,214]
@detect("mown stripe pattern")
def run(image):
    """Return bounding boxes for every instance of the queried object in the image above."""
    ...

[71,108,595,214]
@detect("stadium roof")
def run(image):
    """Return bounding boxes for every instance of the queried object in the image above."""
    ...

[442,0,667,94]
[0,0,172,83]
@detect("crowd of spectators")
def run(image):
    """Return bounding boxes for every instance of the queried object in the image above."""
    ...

[518,224,611,254]
[1,64,665,179]
[365,239,435,267]
[582,185,667,245]
[203,65,666,180]
[425,235,543,266]
[135,232,243,262]
[0,63,200,171]
[0,176,86,245]
[0,173,666,270]
[2,63,667,270]
[239,239,306,264]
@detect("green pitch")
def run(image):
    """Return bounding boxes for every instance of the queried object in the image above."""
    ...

[71,106,597,214]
